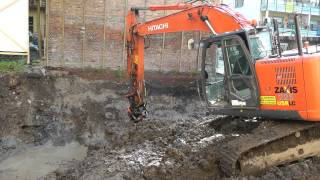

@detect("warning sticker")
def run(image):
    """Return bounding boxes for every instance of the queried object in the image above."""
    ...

[134,55,139,64]
[277,100,289,106]
[260,96,277,105]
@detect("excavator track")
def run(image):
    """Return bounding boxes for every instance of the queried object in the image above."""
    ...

[218,121,320,176]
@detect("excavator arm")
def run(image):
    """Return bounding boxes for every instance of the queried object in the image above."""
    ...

[125,2,254,122]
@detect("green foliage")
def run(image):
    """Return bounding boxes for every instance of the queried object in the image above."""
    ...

[0,61,25,73]
[113,67,125,78]
[93,68,106,74]
[191,69,200,76]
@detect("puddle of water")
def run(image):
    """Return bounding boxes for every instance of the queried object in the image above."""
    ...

[0,141,87,180]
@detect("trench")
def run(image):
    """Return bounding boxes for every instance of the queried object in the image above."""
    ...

[1,68,320,180]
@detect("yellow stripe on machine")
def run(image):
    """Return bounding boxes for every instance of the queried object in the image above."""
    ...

[260,96,277,105]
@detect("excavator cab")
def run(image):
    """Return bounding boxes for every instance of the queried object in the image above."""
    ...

[201,31,261,111]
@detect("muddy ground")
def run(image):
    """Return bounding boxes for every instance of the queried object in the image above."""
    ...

[0,68,320,180]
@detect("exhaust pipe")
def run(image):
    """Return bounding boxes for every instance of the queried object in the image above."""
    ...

[294,14,303,56]
[273,18,282,57]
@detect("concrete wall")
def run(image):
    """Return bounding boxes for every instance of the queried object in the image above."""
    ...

[47,0,211,72]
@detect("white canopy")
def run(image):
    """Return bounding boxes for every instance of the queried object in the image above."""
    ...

[0,0,28,54]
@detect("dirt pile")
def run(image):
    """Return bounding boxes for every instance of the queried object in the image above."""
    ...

[0,68,320,180]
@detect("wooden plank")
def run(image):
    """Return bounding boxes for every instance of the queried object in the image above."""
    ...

[122,0,128,69]
[102,0,107,67]
[82,0,86,67]
[0,51,28,55]
[45,0,49,66]
[61,0,65,66]
[179,31,184,72]
[160,0,167,72]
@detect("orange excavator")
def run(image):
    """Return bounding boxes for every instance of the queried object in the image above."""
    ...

[125,0,320,176]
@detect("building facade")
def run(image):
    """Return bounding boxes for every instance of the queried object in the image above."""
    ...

[221,0,320,49]
[261,0,320,38]
[46,0,205,71]
[46,0,320,69]
[29,0,46,59]
[29,0,46,36]
[222,0,262,22]
[29,10,45,37]
[223,0,320,38]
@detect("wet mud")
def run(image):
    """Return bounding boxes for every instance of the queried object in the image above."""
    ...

[0,68,319,180]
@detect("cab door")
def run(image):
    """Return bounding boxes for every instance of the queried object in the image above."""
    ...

[223,36,258,107]
[201,40,228,107]
[201,34,259,108]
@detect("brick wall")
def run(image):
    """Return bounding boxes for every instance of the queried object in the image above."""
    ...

[47,0,219,71]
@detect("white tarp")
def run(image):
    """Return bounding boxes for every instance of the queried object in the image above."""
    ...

[0,0,28,53]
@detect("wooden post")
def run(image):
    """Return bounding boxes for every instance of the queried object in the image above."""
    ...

[27,5,31,65]
[122,0,128,69]
[102,0,107,67]
[82,0,86,67]
[45,0,49,66]
[160,0,167,72]
[196,32,202,71]
[179,31,184,72]
[144,0,147,22]
[61,0,65,65]
[27,53,31,65]
[37,0,43,59]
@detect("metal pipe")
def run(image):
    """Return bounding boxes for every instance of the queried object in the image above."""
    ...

[179,31,184,72]
[273,18,282,57]
[294,14,303,56]
[266,0,269,18]
[131,7,148,11]
[200,16,217,35]
[204,20,217,35]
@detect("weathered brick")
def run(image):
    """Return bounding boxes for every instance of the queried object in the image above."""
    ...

[48,0,204,71]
